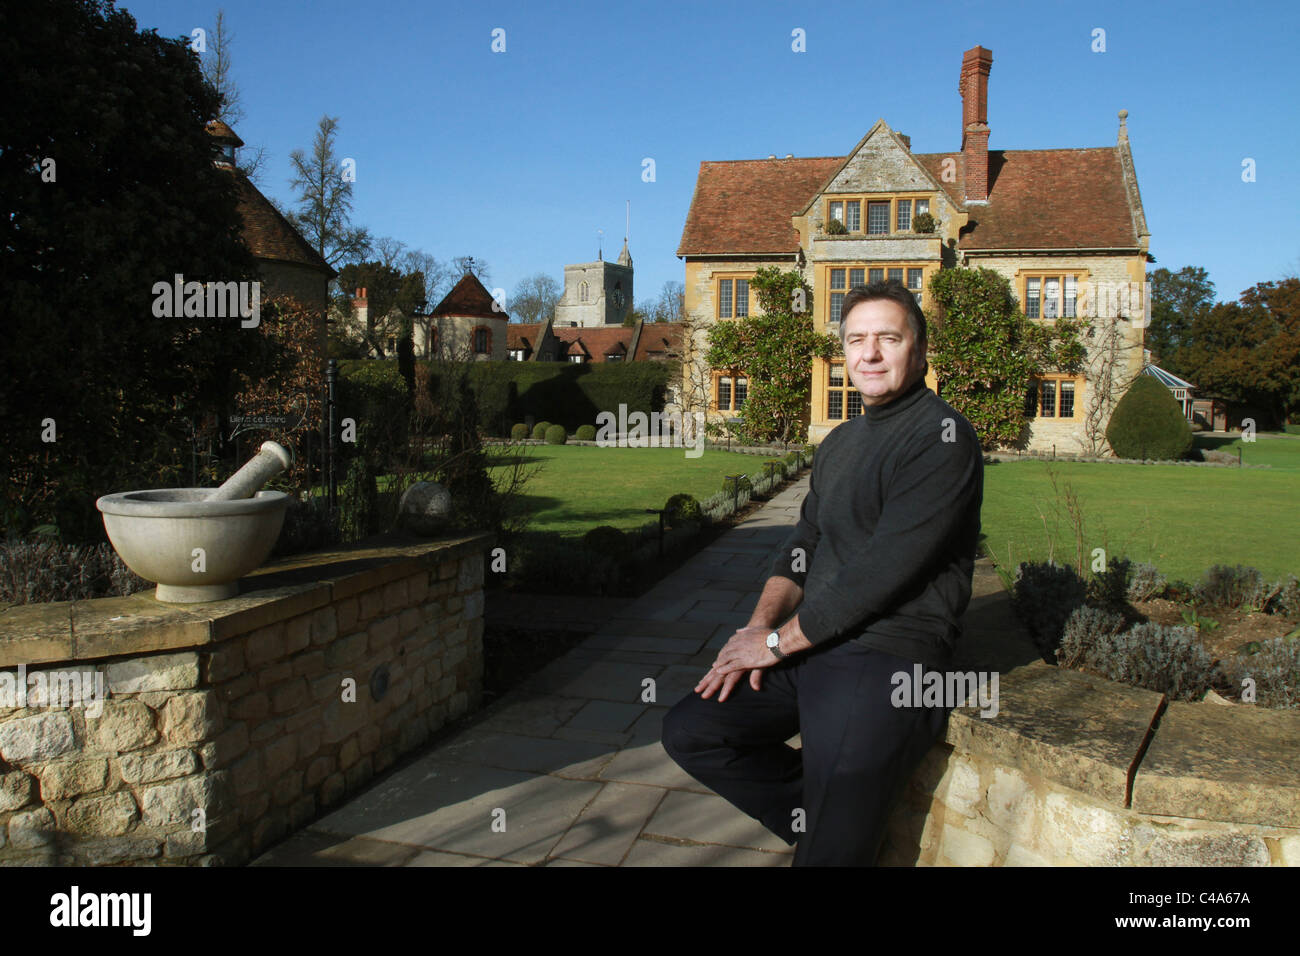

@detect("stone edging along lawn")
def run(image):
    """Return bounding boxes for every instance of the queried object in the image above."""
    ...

[880,559,1300,866]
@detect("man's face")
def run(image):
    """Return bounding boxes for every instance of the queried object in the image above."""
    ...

[842,298,926,406]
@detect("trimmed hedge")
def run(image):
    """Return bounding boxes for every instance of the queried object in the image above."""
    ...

[544,424,567,445]
[336,360,409,468]
[1105,375,1194,460]
[440,359,675,437]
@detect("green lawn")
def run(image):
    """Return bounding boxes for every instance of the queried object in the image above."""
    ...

[981,435,1300,583]
[486,444,794,537]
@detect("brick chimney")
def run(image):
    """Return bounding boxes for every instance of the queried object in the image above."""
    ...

[353,287,368,327]
[959,46,993,203]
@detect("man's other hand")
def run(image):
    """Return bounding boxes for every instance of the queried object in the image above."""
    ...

[695,627,779,702]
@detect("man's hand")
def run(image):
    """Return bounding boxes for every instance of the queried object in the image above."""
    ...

[695,626,780,702]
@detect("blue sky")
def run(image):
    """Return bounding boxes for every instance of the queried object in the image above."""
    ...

[121,0,1300,308]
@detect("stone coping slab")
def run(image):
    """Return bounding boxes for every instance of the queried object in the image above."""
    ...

[944,662,1164,808]
[0,532,493,668]
[1131,700,1300,828]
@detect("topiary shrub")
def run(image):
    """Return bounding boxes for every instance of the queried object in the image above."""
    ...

[1229,635,1300,709]
[1127,562,1168,603]
[339,457,379,542]
[1104,375,1194,460]
[1011,561,1088,658]
[545,424,567,445]
[1194,563,1267,610]
[913,212,937,234]
[336,360,410,469]
[1077,621,1220,701]
[825,218,848,235]
[664,493,702,528]
[531,421,552,440]
[510,423,530,440]
[583,525,626,555]
[576,424,597,441]
[1057,604,1127,668]
[722,474,752,497]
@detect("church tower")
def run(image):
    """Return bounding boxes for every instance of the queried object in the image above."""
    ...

[553,233,634,328]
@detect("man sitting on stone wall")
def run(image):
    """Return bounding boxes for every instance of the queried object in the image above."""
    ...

[662,279,985,866]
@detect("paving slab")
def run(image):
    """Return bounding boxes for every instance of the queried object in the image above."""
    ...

[623,837,792,867]
[311,757,602,865]
[580,633,707,656]
[471,693,588,738]
[565,699,648,734]
[551,727,633,747]
[566,647,693,667]
[627,706,669,744]
[425,730,614,777]
[403,850,527,866]
[250,829,420,866]
[549,781,668,865]
[598,740,713,793]
[518,657,665,703]
[643,789,792,852]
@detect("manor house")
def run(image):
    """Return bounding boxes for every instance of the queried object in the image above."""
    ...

[676,45,1151,454]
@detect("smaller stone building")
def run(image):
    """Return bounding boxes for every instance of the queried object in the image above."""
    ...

[206,121,336,353]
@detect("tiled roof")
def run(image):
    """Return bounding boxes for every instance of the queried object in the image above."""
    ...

[954,149,1138,250]
[680,147,1138,254]
[506,325,534,350]
[549,324,632,362]
[225,169,335,276]
[677,157,842,256]
[206,119,243,146]
[632,322,685,361]
[431,273,506,319]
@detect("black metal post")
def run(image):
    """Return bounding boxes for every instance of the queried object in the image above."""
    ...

[327,358,338,508]
[644,508,666,558]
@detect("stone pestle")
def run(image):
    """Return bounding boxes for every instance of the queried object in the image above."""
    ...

[207,441,294,501]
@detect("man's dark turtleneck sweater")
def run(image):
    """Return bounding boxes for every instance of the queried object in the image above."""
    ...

[767,375,984,669]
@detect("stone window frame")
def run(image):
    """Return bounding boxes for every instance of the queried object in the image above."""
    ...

[472,325,492,355]
[1017,268,1091,321]
[715,273,754,320]
[711,369,748,411]
[826,262,934,325]
[1025,373,1085,420]
[824,193,934,235]
[824,360,866,421]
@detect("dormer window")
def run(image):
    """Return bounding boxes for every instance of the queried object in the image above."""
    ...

[826,195,934,235]
[220,144,236,165]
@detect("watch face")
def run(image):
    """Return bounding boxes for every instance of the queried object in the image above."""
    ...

[767,633,779,647]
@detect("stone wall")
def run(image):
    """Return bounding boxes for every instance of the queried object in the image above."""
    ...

[0,534,492,866]
[879,661,1300,867]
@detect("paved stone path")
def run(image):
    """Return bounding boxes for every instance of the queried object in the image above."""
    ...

[250,475,1013,867]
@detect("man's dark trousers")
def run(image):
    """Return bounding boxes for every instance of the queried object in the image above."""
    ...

[662,637,950,866]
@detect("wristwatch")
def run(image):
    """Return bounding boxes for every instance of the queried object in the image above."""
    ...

[766,630,787,660]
